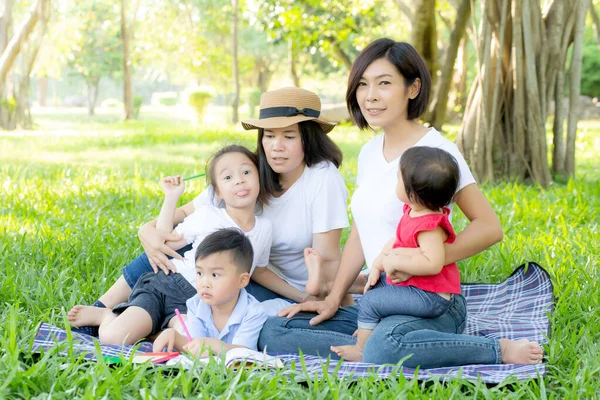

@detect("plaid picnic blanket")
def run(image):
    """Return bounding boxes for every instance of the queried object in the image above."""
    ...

[31,262,553,383]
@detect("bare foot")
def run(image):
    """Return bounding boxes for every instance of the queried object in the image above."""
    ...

[499,338,544,364]
[304,248,326,296]
[330,345,363,362]
[68,305,112,327]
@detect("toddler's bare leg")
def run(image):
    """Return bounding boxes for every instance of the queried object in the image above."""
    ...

[98,306,153,345]
[304,248,326,297]
[98,275,132,309]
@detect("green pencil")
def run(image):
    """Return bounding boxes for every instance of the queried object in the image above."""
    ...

[183,173,206,181]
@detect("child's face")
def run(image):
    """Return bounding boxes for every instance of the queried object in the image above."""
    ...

[213,152,260,210]
[396,168,411,205]
[195,251,250,307]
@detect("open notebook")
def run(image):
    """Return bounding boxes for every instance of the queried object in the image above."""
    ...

[165,347,284,369]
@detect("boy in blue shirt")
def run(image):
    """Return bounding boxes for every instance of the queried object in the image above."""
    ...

[153,228,268,355]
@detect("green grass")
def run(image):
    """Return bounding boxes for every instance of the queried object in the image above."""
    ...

[1,111,599,398]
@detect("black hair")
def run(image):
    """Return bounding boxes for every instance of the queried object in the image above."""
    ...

[400,147,460,211]
[195,228,254,273]
[206,144,270,206]
[256,120,343,193]
[346,38,432,129]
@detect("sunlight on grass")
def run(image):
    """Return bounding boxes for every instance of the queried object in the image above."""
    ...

[1,113,598,397]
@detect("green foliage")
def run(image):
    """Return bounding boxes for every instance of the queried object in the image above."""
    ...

[133,95,143,119]
[64,1,122,86]
[0,116,598,396]
[100,98,123,108]
[258,0,390,70]
[246,88,262,118]
[581,43,600,98]
[188,90,212,121]
[152,92,178,106]
[0,97,17,113]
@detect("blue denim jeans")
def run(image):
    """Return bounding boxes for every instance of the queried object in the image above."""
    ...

[245,280,295,303]
[122,244,192,289]
[358,274,452,329]
[123,248,296,304]
[258,294,502,368]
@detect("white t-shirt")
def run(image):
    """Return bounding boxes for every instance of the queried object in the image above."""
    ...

[351,129,476,270]
[173,205,272,285]
[194,161,349,291]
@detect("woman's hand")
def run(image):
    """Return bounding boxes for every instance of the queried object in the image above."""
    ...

[364,267,381,293]
[380,247,421,284]
[138,222,183,274]
[278,297,341,326]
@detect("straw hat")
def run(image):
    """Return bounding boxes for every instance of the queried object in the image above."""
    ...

[241,87,337,133]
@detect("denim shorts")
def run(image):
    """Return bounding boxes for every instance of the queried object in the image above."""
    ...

[122,244,193,289]
[113,271,197,335]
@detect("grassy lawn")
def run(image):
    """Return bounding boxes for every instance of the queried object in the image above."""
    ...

[1,109,599,398]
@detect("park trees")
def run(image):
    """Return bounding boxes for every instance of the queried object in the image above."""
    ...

[457,0,589,185]
[258,0,390,82]
[64,0,121,116]
[0,0,50,129]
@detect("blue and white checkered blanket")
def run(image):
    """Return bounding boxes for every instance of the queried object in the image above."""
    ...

[31,262,553,383]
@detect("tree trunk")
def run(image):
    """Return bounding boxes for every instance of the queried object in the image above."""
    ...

[255,56,273,93]
[14,4,49,129]
[590,3,600,48]
[231,0,239,124]
[427,0,471,130]
[87,78,99,116]
[0,0,12,56]
[120,0,133,120]
[455,36,469,110]
[0,0,41,84]
[38,75,47,106]
[411,0,438,89]
[565,0,589,177]
[0,0,13,128]
[457,0,581,187]
[394,0,413,25]
[288,38,300,87]
[328,38,353,70]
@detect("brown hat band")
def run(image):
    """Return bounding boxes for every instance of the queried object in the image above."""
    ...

[259,106,320,119]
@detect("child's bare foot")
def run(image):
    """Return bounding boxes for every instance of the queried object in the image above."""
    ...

[330,345,363,362]
[68,305,112,327]
[304,248,326,296]
[499,338,544,364]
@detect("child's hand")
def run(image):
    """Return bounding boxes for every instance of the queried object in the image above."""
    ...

[382,254,412,284]
[183,338,209,357]
[183,338,224,357]
[161,176,185,198]
[364,267,381,294]
[152,328,177,352]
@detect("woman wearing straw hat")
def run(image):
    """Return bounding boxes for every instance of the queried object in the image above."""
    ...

[264,39,543,367]
[73,87,359,335]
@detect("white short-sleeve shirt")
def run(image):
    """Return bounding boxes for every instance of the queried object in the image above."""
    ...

[185,288,267,351]
[173,205,272,285]
[351,129,476,270]
[194,161,349,291]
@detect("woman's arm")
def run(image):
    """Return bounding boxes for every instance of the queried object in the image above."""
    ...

[138,199,197,273]
[251,267,311,303]
[444,184,503,264]
[279,221,366,325]
[311,228,343,287]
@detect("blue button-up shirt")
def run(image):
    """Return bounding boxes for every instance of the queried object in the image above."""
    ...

[185,288,267,351]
